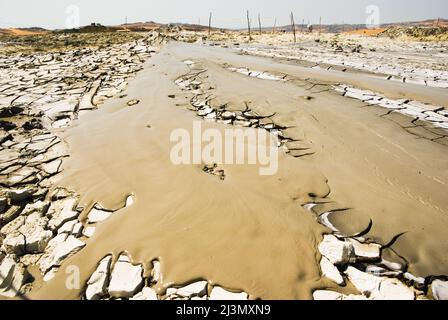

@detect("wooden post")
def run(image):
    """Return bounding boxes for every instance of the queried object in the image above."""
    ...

[319,16,322,34]
[258,13,262,35]
[301,19,305,32]
[290,12,296,43]
[273,18,277,34]
[247,10,252,42]
[208,12,212,36]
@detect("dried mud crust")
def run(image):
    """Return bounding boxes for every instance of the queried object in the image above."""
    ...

[237,36,448,89]
[1,30,447,300]
[0,32,159,298]
[333,85,448,146]
[174,60,315,159]
[217,61,448,147]
[82,254,249,300]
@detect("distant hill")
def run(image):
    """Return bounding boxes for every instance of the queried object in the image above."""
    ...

[119,21,162,31]
[0,27,47,36]
[257,18,448,33]
[168,23,223,32]
[55,24,125,34]
[241,18,445,33]
[119,21,223,32]
[1,18,446,36]
[385,18,448,27]
[52,21,221,34]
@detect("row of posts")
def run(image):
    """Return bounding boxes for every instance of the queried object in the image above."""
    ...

[206,11,323,43]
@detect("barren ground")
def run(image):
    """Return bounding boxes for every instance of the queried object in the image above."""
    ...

[1,29,447,300]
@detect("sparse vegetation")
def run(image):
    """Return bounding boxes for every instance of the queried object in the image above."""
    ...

[380,26,448,41]
[0,32,146,55]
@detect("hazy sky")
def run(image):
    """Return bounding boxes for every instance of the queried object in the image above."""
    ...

[0,0,447,29]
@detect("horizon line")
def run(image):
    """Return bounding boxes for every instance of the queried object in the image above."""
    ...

[1,16,446,31]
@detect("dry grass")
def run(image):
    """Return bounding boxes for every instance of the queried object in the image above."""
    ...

[344,28,386,36]
[0,28,48,36]
[0,32,146,55]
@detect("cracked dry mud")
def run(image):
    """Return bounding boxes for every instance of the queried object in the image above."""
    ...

[238,35,448,89]
[1,30,448,300]
[0,32,158,298]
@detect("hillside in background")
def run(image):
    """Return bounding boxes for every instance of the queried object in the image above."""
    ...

[0,27,47,36]
[0,18,446,36]
[263,18,448,33]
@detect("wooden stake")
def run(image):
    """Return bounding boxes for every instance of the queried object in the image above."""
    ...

[319,16,322,34]
[301,19,305,32]
[258,13,262,35]
[273,18,277,34]
[208,12,212,36]
[290,12,296,43]
[247,10,252,42]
